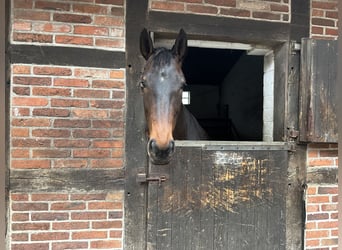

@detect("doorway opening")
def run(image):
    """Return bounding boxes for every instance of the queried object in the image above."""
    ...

[154,37,274,142]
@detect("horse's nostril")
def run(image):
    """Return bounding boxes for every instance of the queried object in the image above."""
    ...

[169,140,175,153]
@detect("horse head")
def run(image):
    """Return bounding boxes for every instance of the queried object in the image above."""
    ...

[139,28,187,165]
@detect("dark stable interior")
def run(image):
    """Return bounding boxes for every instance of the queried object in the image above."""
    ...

[182,47,264,141]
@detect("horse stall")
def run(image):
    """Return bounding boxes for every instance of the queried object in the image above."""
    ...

[3,0,338,250]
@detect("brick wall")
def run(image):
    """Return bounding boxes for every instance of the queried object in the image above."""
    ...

[311,0,338,39]
[9,64,126,249]
[305,1,338,249]
[10,192,123,250]
[11,0,125,50]
[150,0,290,22]
[305,144,338,250]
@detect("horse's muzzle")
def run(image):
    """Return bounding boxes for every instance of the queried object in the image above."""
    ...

[147,139,175,165]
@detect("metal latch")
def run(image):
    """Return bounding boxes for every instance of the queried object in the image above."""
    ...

[136,172,167,186]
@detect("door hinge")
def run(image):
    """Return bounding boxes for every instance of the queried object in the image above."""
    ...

[287,127,299,152]
[290,41,301,55]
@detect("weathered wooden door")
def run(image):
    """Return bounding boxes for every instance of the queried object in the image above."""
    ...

[146,142,288,250]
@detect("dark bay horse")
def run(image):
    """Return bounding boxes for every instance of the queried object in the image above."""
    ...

[139,28,207,165]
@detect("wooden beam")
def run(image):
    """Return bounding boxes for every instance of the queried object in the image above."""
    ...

[10,169,124,193]
[9,45,125,69]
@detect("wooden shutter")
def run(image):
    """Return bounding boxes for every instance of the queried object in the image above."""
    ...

[299,38,338,142]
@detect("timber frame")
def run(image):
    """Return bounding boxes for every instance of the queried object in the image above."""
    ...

[124,0,310,249]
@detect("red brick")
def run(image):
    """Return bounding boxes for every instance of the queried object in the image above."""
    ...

[186,4,218,14]
[72,231,107,240]
[12,243,49,250]
[13,86,30,95]
[53,78,89,87]
[13,0,33,8]
[55,35,93,46]
[151,1,184,11]
[54,159,88,168]
[220,8,250,17]
[95,38,124,48]
[110,70,124,79]
[53,13,92,23]
[321,238,338,246]
[13,21,32,31]
[72,109,109,119]
[11,233,29,241]
[74,89,110,98]
[305,239,319,247]
[317,221,338,229]
[93,140,123,148]
[308,159,335,167]
[90,159,123,168]
[32,149,70,158]
[305,229,329,238]
[54,139,90,147]
[31,193,68,201]
[204,0,235,7]
[33,23,72,33]
[32,108,70,117]
[12,213,29,221]
[92,221,122,229]
[51,98,89,108]
[312,1,337,10]
[51,202,86,210]
[306,204,320,213]
[14,10,50,21]
[11,193,29,201]
[326,11,338,19]
[74,25,109,36]
[31,232,69,241]
[11,149,30,158]
[92,120,123,128]
[252,11,281,20]
[270,4,289,12]
[95,0,124,5]
[112,90,125,99]
[307,195,330,203]
[13,33,53,43]
[54,119,91,128]
[111,149,123,158]
[35,1,70,11]
[331,212,338,219]
[322,204,337,211]
[12,97,48,106]
[11,128,29,137]
[320,150,338,157]
[326,28,338,36]
[52,242,89,250]
[92,80,124,89]
[89,201,122,210]
[73,4,108,14]
[111,6,124,16]
[311,26,324,35]
[73,129,111,138]
[71,211,107,220]
[12,138,51,147]
[109,230,122,238]
[52,221,89,230]
[13,76,51,86]
[33,66,72,76]
[70,193,107,200]
[94,16,124,26]
[307,213,329,221]
[73,149,111,158]
[90,100,124,109]
[11,160,51,169]
[318,186,338,194]
[12,118,50,127]
[312,18,335,27]
[312,9,324,17]
[12,107,30,116]
[12,222,49,230]
[13,65,31,74]
[32,129,71,138]
[31,212,69,221]
[90,240,122,249]
[74,68,109,78]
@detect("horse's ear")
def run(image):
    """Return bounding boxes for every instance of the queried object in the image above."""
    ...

[172,29,187,62]
[140,28,154,60]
